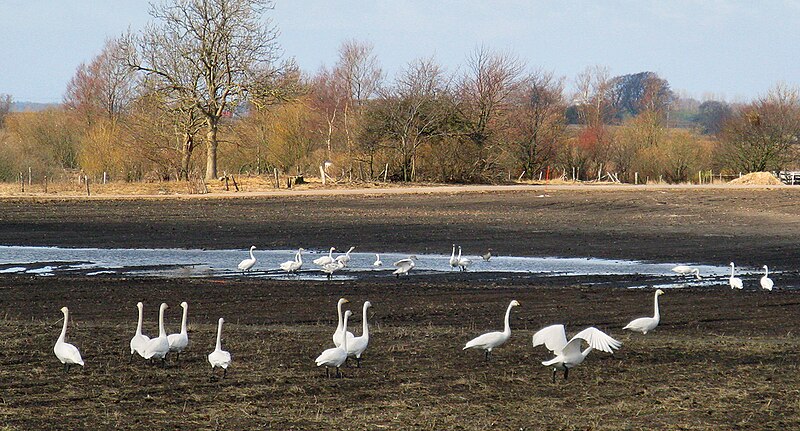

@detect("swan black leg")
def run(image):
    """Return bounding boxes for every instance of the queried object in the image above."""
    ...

[336,367,342,378]
[175,352,180,362]
[325,367,330,378]
[129,353,134,364]
[552,368,556,383]
[222,368,227,378]
[564,368,569,381]
[357,357,362,368]
[161,358,167,368]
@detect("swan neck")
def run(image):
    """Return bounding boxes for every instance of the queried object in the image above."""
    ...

[181,305,188,333]
[215,319,223,351]
[336,302,344,331]
[249,248,255,260]
[362,306,369,338]
[730,264,735,277]
[764,266,769,277]
[503,303,513,335]
[653,293,660,320]
[158,306,166,337]
[136,305,144,335]
[342,314,349,351]
[59,310,68,342]
[457,247,462,260]
[451,245,455,258]
[328,247,334,258]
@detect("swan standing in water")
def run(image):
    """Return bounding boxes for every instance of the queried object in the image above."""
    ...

[482,249,493,262]
[671,265,701,280]
[761,265,774,291]
[347,301,372,367]
[280,248,304,275]
[167,301,189,361]
[54,306,84,373]
[237,246,257,272]
[316,310,352,378]
[532,324,621,382]
[449,244,459,270]
[143,303,170,366]
[373,254,383,267]
[457,246,472,271]
[335,246,356,266]
[321,260,345,279]
[729,262,743,289]
[623,289,665,334]
[333,298,355,348]
[130,302,150,362]
[393,255,418,277]
[463,300,520,360]
[313,247,336,266]
[208,318,231,378]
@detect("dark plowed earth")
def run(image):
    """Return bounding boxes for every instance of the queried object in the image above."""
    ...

[1,187,799,430]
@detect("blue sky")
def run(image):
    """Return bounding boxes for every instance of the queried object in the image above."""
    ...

[1,0,798,103]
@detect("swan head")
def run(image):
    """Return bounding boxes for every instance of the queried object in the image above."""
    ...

[347,246,356,253]
[730,262,735,267]
[250,245,256,250]
[160,303,169,311]
[137,301,143,309]
[763,265,768,270]
[180,301,188,309]
[655,289,665,296]
[298,248,305,252]
[330,247,336,251]
[338,298,350,306]
[363,301,372,309]
[218,317,224,325]
[409,255,418,260]
[344,310,353,320]
[510,300,520,307]
[60,306,68,314]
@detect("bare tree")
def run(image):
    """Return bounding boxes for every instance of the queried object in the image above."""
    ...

[0,94,11,128]
[456,47,524,181]
[127,0,280,180]
[721,84,800,172]
[508,71,566,180]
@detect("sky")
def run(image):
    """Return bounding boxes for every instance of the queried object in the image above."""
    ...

[1,0,799,103]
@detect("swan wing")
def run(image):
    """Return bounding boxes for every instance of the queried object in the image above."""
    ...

[761,277,773,290]
[279,260,294,271]
[208,349,231,368]
[572,327,621,354]
[56,342,84,366]
[347,335,369,356]
[623,317,655,332]
[531,324,568,354]
[238,258,255,270]
[168,333,189,352]
[315,346,347,367]
[393,258,413,268]
[313,256,332,266]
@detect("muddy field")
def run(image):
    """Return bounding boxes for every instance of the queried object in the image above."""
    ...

[1,186,800,430]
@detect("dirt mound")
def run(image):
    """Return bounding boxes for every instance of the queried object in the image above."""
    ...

[729,172,783,185]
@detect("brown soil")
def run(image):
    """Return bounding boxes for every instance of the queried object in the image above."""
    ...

[1,186,800,430]
[729,172,784,185]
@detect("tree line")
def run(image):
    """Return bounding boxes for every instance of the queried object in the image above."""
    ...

[1,0,798,185]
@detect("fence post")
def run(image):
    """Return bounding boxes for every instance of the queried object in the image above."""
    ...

[85,175,90,196]
[635,172,638,185]
[383,164,389,183]
[28,167,32,185]
[103,171,107,184]
[44,175,48,193]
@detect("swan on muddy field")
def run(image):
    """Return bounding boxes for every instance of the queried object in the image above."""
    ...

[761,265,774,291]
[167,301,189,361]
[335,246,356,266]
[463,300,520,361]
[347,301,372,367]
[237,246,257,272]
[457,246,472,271]
[729,262,743,289]
[333,298,355,348]
[373,254,383,267]
[532,324,621,382]
[623,289,664,334]
[449,244,459,270]
[130,302,150,361]
[280,248,304,274]
[143,303,170,365]
[316,310,352,378]
[208,318,231,378]
[321,259,345,279]
[54,306,84,373]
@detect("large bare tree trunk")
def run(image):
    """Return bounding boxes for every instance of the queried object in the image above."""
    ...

[205,117,218,180]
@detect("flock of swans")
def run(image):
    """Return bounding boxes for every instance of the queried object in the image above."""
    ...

[672,262,775,291]
[55,287,669,382]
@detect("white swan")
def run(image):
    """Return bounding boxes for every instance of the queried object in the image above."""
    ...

[671,265,701,280]
[280,248,304,274]
[321,260,345,279]
[335,246,356,266]
[333,298,355,347]
[393,255,417,277]
[457,246,472,271]
[729,262,743,289]
[316,310,351,378]
[130,302,150,361]
[313,247,336,266]
[373,254,383,267]
[208,317,231,378]
[167,301,189,361]
[449,244,459,270]
[463,300,520,360]
[237,245,257,272]
[623,289,664,334]
[760,265,774,291]
[532,324,621,382]
[54,306,84,373]
[143,303,170,365]
[347,301,372,367]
